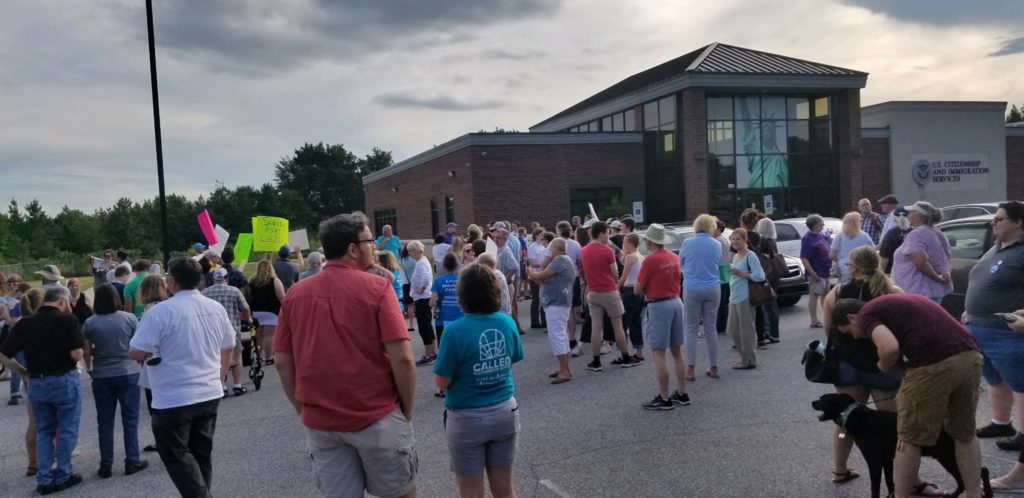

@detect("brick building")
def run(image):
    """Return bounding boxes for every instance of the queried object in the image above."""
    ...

[365,42,1022,238]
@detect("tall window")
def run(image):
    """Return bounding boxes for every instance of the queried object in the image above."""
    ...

[374,209,397,236]
[706,94,836,222]
[430,199,439,236]
[445,196,455,224]
[643,96,676,154]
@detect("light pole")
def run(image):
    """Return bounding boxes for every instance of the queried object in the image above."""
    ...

[146,0,170,264]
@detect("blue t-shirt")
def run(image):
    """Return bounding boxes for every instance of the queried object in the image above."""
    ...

[433,313,524,409]
[431,273,463,325]
[680,233,721,290]
[800,231,832,278]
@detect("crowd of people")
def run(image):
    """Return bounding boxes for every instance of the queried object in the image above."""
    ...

[0,196,1022,497]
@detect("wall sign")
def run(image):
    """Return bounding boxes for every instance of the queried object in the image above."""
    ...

[910,153,990,191]
[632,201,644,223]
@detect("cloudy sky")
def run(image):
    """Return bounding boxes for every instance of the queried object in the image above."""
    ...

[2,0,1021,213]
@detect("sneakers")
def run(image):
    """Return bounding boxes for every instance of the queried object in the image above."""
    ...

[642,395,674,410]
[997,432,1024,451]
[7,396,20,406]
[977,422,1017,438]
[232,386,248,397]
[125,460,149,475]
[415,355,436,367]
[570,342,585,357]
[669,390,691,406]
[599,342,613,355]
[40,474,83,495]
[610,355,641,368]
[586,358,603,372]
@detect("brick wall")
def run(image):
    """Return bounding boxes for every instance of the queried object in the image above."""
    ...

[363,147,474,240]
[861,136,891,204]
[680,88,708,219]
[835,89,864,212]
[1008,135,1024,201]
[364,141,644,239]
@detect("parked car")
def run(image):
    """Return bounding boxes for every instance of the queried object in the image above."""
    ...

[774,217,844,258]
[939,203,1000,223]
[635,223,809,307]
[937,214,995,318]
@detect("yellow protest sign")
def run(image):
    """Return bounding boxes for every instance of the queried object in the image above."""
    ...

[252,216,289,252]
[234,233,253,262]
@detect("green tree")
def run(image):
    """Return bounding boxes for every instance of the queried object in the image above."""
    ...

[53,207,100,255]
[598,195,628,221]
[1009,104,1024,124]
[23,200,54,259]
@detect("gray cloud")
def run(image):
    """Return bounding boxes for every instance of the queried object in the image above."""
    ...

[134,0,560,75]
[991,36,1024,57]
[444,49,549,62]
[374,93,504,111]
[840,0,1024,26]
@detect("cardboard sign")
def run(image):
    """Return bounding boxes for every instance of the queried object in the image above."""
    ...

[197,210,218,246]
[252,216,289,252]
[210,225,230,256]
[288,229,310,251]
[235,233,254,263]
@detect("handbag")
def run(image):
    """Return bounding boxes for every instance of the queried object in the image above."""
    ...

[744,253,776,306]
[802,337,837,384]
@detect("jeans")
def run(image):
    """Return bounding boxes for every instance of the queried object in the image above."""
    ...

[529,280,546,326]
[761,300,780,340]
[621,287,645,349]
[152,398,220,498]
[10,352,25,397]
[28,370,81,486]
[716,283,730,334]
[92,373,142,465]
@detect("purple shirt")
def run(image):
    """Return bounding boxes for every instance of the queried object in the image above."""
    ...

[891,225,953,298]
[800,231,832,278]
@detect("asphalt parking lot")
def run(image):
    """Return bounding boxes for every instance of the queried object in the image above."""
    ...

[0,296,1018,497]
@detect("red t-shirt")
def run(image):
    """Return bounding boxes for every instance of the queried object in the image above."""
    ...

[580,242,619,292]
[636,248,681,300]
[275,259,409,432]
[860,293,979,368]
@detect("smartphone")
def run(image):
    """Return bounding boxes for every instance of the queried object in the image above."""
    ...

[997,313,1020,323]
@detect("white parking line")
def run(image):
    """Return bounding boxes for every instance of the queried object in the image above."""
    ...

[538,479,572,498]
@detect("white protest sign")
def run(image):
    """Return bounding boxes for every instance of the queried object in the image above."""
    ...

[486,237,498,255]
[288,229,310,251]
[587,202,599,221]
[210,225,230,256]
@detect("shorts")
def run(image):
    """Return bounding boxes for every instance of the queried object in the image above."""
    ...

[897,350,982,446]
[587,291,625,319]
[252,311,278,327]
[230,332,242,368]
[444,398,519,476]
[969,324,1024,392]
[305,407,417,498]
[571,277,582,308]
[644,298,684,349]
[808,278,828,295]
[543,305,570,356]
[835,361,902,392]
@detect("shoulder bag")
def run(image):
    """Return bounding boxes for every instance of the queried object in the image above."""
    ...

[744,252,776,306]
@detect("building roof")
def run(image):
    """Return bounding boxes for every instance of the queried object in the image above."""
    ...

[531,42,866,131]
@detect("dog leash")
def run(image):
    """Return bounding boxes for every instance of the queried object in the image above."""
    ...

[838,395,898,438]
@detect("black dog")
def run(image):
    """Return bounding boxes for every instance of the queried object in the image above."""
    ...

[812,393,992,498]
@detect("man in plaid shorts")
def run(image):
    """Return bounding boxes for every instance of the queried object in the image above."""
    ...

[202,268,251,397]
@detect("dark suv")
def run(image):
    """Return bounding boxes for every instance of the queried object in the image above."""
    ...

[938,214,995,318]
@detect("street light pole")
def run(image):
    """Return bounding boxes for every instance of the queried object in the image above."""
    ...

[146,0,170,264]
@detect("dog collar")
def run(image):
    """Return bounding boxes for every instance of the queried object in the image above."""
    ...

[838,403,858,429]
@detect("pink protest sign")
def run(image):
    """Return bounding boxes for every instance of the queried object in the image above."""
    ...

[197,210,218,246]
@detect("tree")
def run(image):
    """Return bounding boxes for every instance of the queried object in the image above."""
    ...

[1009,104,1024,124]
[53,207,100,255]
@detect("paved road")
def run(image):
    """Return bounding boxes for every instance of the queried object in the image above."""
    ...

[0,297,1017,497]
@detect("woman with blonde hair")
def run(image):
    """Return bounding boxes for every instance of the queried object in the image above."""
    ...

[680,214,723,378]
[726,228,765,370]
[370,250,404,311]
[137,274,168,453]
[449,237,466,267]
[247,260,286,365]
[817,246,938,491]
[830,212,874,284]
[11,288,45,476]
[466,224,484,244]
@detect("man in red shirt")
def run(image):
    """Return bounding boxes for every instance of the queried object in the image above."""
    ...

[275,212,418,498]
[580,221,639,371]
[635,224,690,410]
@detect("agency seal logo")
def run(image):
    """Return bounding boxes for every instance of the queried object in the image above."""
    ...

[912,159,931,187]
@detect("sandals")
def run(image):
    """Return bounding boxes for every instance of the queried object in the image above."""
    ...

[832,469,860,484]
[989,476,1024,493]
[686,367,696,382]
[911,481,945,497]
[706,368,719,379]
[26,466,38,477]
[810,322,824,329]
[550,376,571,385]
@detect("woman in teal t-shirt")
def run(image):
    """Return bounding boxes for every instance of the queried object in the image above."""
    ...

[433,264,524,498]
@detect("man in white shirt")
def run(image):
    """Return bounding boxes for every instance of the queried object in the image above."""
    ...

[129,258,235,498]
[527,228,549,329]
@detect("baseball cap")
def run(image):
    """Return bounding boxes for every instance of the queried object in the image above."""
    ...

[192,242,205,251]
[893,206,909,217]
[278,245,291,257]
[446,222,458,228]
[212,268,228,281]
[610,220,622,229]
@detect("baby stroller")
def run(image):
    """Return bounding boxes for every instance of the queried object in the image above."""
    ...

[242,318,264,391]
